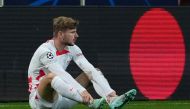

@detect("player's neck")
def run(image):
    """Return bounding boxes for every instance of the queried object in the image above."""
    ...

[54,38,66,51]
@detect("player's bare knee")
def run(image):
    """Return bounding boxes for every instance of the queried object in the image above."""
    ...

[45,73,56,82]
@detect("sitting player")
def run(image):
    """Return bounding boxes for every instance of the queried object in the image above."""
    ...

[28,16,136,109]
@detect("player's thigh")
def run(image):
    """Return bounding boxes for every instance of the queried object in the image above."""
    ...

[38,73,56,102]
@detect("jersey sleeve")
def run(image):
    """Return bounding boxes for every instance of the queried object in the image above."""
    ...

[72,45,114,96]
[71,45,84,61]
[38,47,56,68]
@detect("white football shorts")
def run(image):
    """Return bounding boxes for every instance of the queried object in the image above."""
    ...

[29,90,78,109]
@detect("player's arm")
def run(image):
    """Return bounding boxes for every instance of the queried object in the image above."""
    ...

[72,45,114,96]
[39,47,86,93]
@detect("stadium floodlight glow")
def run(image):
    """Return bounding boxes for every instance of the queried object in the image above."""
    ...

[0,0,4,7]
[80,0,85,6]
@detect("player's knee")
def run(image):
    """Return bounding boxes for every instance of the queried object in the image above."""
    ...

[45,72,56,82]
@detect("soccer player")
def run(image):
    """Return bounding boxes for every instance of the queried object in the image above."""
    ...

[28,16,136,109]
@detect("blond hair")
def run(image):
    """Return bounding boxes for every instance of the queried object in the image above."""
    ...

[53,16,79,35]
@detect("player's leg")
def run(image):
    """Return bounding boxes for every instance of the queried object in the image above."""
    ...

[75,72,92,89]
[76,70,137,109]
[35,73,57,108]
[85,69,137,109]
[75,72,106,109]
[37,73,56,102]
[72,71,110,108]
[53,72,90,109]
[90,68,115,98]
[53,72,106,109]
[82,68,119,106]
[36,72,85,108]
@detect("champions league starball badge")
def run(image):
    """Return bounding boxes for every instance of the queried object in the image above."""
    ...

[47,52,54,59]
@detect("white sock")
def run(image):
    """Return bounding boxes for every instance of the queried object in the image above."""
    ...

[91,71,114,97]
[92,80,116,103]
[51,76,83,102]
[92,81,106,97]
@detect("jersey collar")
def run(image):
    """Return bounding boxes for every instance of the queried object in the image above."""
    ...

[56,49,69,56]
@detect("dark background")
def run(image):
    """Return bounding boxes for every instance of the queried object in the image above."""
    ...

[0,7,190,101]
[4,0,178,6]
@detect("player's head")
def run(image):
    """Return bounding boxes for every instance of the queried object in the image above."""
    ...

[53,16,79,46]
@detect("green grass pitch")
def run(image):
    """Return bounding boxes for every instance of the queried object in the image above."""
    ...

[0,100,190,109]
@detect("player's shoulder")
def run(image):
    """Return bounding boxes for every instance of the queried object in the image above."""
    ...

[35,40,55,55]
[38,40,55,51]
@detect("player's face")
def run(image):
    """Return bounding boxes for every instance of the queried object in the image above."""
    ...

[61,28,79,46]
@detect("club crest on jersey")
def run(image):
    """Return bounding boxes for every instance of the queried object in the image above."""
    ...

[47,52,54,59]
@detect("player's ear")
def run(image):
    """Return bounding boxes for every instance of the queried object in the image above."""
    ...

[57,31,64,38]
[57,31,62,36]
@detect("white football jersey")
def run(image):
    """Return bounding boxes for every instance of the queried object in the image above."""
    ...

[28,39,114,97]
[28,40,83,93]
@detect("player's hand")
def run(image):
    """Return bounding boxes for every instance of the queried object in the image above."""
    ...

[80,90,93,104]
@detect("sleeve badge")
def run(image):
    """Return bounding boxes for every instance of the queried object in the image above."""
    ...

[46,52,54,59]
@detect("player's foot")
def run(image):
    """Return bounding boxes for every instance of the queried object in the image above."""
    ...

[88,97,106,109]
[109,89,137,109]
